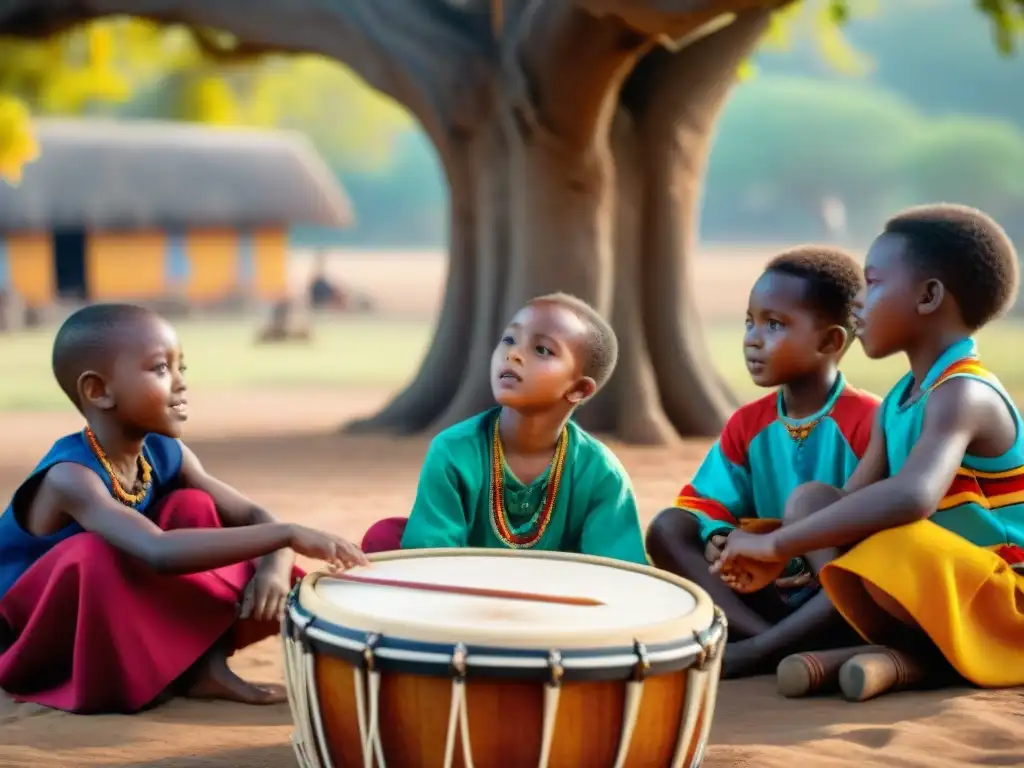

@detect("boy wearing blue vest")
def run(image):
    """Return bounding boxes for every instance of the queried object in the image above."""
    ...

[646,247,879,677]
[0,304,365,714]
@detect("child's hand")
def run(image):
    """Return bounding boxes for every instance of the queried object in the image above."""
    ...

[713,529,784,567]
[288,525,369,570]
[711,530,787,594]
[717,561,754,592]
[241,566,291,623]
[704,534,728,564]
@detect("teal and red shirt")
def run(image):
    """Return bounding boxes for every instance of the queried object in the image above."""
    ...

[674,374,880,544]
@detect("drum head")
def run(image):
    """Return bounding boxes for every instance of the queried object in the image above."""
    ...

[298,549,714,649]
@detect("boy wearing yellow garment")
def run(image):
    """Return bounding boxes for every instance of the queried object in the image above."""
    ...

[360,293,648,565]
[716,203,1024,701]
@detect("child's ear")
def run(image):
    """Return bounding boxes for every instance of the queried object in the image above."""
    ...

[566,376,597,405]
[917,278,945,316]
[819,325,848,356]
[78,371,115,411]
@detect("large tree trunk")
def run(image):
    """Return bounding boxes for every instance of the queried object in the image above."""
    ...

[0,0,781,444]
[601,6,773,438]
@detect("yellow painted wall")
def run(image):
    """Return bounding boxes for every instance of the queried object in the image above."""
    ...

[185,229,238,302]
[86,231,167,300]
[252,228,288,301]
[6,233,53,307]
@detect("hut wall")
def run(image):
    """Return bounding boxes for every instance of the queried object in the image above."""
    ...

[251,227,288,301]
[0,226,290,307]
[181,226,288,304]
[2,233,53,307]
[87,231,167,300]
[184,228,239,302]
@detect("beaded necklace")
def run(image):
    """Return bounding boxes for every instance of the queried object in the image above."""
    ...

[488,416,568,549]
[84,427,153,507]
[781,417,822,443]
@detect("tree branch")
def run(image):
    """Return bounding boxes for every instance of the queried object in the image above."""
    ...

[0,0,494,143]
[504,0,652,152]
[579,0,773,40]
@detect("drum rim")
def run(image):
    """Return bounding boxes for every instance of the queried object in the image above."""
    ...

[294,548,716,660]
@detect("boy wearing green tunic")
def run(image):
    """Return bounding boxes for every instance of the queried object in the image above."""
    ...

[360,293,647,565]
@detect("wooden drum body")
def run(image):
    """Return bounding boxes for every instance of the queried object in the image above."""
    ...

[282,549,727,768]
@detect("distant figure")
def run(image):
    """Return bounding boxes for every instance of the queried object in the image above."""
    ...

[0,290,14,332]
[256,300,311,344]
[821,196,848,242]
[308,250,374,313]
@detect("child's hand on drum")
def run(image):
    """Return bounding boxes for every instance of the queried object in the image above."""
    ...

[288,525,369,569]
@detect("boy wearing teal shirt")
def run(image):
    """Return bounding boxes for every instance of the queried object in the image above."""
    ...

[646,247,879,674]
[360,293,647,565]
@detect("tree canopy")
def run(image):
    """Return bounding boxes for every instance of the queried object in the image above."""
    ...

[1,1,1022,185]
[0,18,410,183]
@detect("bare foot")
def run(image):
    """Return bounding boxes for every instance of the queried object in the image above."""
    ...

[185,644,286,705]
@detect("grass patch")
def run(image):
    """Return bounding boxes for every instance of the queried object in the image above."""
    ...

[1,316,1021,412]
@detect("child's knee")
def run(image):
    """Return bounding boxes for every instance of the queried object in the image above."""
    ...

[645,507,703,555]
[783,482,844,525]
[863,579,919,628]
[153,489,220,531]
[361,517,407,554]
[61,533,126,578]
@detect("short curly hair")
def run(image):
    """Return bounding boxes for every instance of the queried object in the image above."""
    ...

[529,293,618,391]
[882,203,1019,330]
[764,245,865,332]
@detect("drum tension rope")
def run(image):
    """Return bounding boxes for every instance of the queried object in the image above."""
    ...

[632,640,651,682]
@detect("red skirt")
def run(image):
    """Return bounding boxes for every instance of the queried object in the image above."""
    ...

[0,488,304,714]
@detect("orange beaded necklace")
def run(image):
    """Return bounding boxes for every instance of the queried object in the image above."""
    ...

[84,427,153,507]
[488,416,568,549]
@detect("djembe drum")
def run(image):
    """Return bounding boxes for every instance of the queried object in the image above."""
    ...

[282,548,726,768]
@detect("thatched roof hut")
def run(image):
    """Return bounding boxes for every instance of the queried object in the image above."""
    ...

[0,118,352,231]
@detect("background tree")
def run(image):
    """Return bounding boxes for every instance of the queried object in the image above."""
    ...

[0,19,410,179]
[0,0,1020,444]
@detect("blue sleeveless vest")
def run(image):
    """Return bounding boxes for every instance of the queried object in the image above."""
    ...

[0,432,183,598]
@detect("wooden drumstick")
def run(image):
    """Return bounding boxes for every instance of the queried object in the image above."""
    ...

[335,572,605,607]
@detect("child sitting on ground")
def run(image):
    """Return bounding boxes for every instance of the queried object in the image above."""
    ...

[0,304,366,714]
[645,247,879,678]
[716,204,1024,701]
[361,293,647,564]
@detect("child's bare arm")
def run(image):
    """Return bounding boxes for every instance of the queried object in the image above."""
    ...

[843,409,888,494]
[43,463,361,573]
[723,379,986,564]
